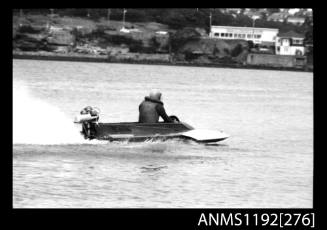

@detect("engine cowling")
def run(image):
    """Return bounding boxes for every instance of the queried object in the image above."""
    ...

[74,106,100,123]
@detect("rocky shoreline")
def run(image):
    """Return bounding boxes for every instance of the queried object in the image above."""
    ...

[13,51,312,72]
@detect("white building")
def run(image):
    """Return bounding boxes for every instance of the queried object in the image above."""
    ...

[288,8,301,15]
[267,12,289,22]
[120,27,130,33]
[156,31,168,35]
[209,26,279,45]
[275,31,305,56]
[224,8,242,14]
[286,16,306,25]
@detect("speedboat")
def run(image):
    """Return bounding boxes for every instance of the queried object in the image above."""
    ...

[74,106,229,144]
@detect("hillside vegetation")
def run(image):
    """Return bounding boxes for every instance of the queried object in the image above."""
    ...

[13,8,313,35]
[12,9,313,65]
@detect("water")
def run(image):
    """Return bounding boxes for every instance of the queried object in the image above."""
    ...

[13,59,313,208]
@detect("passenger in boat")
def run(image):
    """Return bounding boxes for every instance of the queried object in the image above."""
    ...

[139,90,173,123]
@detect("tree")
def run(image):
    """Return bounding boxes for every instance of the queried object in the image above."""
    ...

[231,44,244,57]
[267,8,280,14]
[170,27,201,52]
[124,9,151,22]
[149,36,161,52]
[247,40,254,50]
[304,26,313,44]
[213,45,220,55]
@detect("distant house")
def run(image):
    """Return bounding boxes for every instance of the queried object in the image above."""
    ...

[156,31,168,35]
[243,8,251,14]
[224,8,242,14]
[288,8,301,15]
[128,28,141,33]
[120,27,130,33]
[47,27,75,46]
[258,8,269,14]
[287,16,306,25]
[267,12,289,22]
[304,9,313,17]
[242,8,267,18]
[293,8,312,18]
[275,31,305,56]
[279,8,289,13]
[244,11,263,20]
[49,25,63,32]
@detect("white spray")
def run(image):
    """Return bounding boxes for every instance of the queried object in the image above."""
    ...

[13,83,102,145]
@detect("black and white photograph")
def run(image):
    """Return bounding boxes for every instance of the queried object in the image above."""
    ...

[13,8,313,211]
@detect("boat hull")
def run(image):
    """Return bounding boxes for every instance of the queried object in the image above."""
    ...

[82,122,190,140]
[80,121,228,143]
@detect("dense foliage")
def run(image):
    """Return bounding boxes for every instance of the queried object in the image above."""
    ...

[231,44,244,57]
[13,8,312,32]
[13,9,313,55]
[169,27,201,52]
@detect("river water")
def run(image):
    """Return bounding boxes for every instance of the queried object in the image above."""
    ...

[13,59,313,208]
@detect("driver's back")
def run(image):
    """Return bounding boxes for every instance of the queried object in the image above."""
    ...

[138,100,160,123]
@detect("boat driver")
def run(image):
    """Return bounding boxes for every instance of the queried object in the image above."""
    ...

[138,90,173,123]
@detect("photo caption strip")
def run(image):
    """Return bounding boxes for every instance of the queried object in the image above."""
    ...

[197,210,316,229]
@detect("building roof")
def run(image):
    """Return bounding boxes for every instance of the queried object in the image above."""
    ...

[244,11,262,18]
[278,31,305,38]
[211,25,278,32]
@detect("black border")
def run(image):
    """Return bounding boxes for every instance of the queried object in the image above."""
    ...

[9,6,321,230]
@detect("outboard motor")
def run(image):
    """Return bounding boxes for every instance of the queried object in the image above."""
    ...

[74,106,100,139]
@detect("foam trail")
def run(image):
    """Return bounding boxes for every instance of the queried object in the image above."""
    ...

[13,83,105,145]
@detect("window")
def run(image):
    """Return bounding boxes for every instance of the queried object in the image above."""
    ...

[234,34,238,38]
[214,33,219,37]
[277,47,280,52]
[282,38,289,45]
[229,33,233,37]
[293,39,303,45]
[247,34,252,38]
[241,34,246,38]
[221,33,225,37]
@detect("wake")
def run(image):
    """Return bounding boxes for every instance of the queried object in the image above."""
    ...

[13,82,105,145]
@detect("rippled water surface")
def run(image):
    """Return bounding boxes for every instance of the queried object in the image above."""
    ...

[13,59,313,208]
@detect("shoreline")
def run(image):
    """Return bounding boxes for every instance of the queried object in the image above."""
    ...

[13,52,313,73]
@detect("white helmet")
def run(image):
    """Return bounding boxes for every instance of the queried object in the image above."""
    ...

[149,89,162,101]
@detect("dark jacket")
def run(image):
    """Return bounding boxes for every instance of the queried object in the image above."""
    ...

[138,97,173,123]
